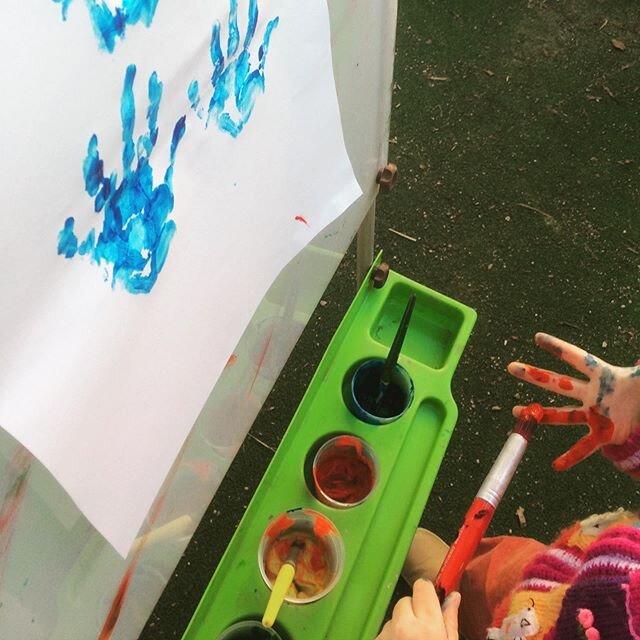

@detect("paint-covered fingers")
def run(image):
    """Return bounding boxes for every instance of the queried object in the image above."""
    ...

[512,405,587,424]
[518,405,616,471]
[552,431,604,471]
[534,333,600,375]
[508,362,588,400]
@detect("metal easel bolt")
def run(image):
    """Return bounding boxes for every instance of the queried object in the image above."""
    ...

[376,163,398,192]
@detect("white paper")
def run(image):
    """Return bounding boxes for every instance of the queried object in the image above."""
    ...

[0,0,361,556]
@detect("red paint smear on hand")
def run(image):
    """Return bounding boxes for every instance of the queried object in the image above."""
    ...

[549,406,615,471]
[558,377,574,391]
[294,215,309,226]
[540,408,587,425]
[521,403,544,423]
[527,366,551,384]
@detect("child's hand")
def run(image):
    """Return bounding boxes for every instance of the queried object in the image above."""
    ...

[376,579,460,640]
[508,333,640,471]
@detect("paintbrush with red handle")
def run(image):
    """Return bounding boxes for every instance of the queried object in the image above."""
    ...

[434,403,544,602]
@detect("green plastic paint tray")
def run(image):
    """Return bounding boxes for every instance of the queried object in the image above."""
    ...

[182,257,476,640]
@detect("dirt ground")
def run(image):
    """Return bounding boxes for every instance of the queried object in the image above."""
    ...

[143,2,639,638]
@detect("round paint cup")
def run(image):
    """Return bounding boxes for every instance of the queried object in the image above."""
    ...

[217,621,283,640]
[350,358,414,425]
[312,435,378,508]
[258,509,345,604]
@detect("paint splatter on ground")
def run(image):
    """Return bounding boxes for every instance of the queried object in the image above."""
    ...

[189,0,279,137]
[51,0,159,52]
[57,64,186,294]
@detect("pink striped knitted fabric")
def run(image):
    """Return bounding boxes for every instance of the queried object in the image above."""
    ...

[517,545,582,591]
[552,525,640,639]
[488,522,585,636]
[487,516,640,639]
[603,432,640,479]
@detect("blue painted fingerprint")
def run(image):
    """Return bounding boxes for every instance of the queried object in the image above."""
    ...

[189,0,279,137]
[51,0,160,52]
[52,0,73,20]
[584,354,598,369]
[188,80,205,119]
[57,218,78,258]
[188,80,200,109]
[57,64,186,294]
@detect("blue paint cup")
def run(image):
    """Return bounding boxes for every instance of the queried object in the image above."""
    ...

[350,358,414,425]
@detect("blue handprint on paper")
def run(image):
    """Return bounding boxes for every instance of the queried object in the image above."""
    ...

[57,64,186,294]
[51,0,159,52]
[188,0,279,137]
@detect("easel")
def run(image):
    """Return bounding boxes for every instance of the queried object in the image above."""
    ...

[0,3,400,638]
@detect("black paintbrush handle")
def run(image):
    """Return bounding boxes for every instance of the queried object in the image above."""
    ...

[381,294,416,384]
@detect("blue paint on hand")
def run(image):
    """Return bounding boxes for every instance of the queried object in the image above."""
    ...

[596,368,615,406]
[57,64,186,294]
[51,0,159,52]
[189,0,279,137]
[584,354,598,369]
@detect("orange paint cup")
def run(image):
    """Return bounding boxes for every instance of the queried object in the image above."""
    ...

[258,509,345,604]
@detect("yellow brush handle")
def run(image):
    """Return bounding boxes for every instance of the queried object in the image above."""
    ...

[262,563,295,628]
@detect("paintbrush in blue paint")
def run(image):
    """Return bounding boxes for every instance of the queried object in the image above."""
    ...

[375,294,416,408]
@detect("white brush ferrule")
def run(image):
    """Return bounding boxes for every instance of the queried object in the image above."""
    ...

[476,433,529,509]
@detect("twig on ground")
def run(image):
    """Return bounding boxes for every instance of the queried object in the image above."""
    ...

[388,228,418,242]
[515,202,561,232]
[602,84,620,102]
[248,432,276,453]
